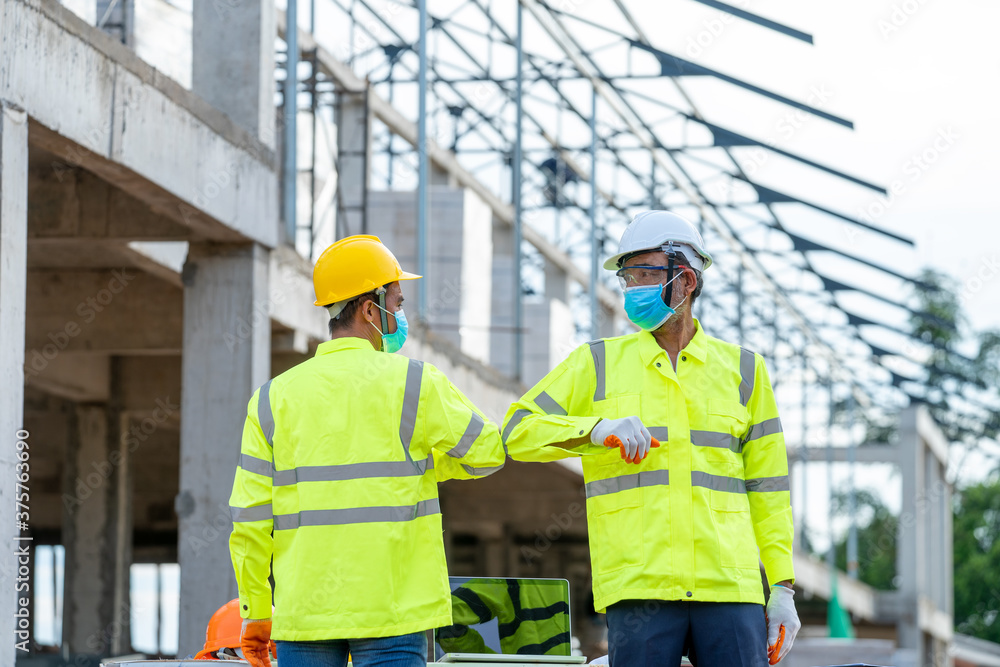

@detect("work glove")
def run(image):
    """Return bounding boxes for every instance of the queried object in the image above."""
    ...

[240,618,274,667]
[765,585,801,664]
[590,416,656,463]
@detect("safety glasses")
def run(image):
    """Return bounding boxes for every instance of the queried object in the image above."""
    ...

[615,265,689,290]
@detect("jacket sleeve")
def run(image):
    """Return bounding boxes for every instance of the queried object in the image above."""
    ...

[741,353,795,587]
[419,362,507,482]
[229,387,275,619]
[502,344,604,463]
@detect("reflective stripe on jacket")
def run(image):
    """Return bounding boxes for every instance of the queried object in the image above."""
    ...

[229,337,507,641]
[502,320,794,612]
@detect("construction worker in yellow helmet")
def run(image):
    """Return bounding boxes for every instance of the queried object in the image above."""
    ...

[502,211,800,666]
[229,235,507,667]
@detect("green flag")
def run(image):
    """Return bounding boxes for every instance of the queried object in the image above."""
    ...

[828,577,855,639]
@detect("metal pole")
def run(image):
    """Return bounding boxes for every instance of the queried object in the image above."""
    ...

[590,85,598,340]
[283,0,299,246]
[417,0,429,321]
[309,50,318,260]
[847,385,859,579]
[799,351,808,553]
[826,381,836,571]
[737,261,744,346]
[513,1,523,379]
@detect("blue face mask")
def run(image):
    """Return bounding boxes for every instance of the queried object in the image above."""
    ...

[371,305,409,353]
[623,274,686,331]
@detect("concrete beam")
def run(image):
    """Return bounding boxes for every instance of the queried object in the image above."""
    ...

[193,0,275,147]
[28,163,194,242]
[3,0,279,247]
[25,269,183,356]
[0,101,28,665]
[792,549,878,621]
[785,444,899,464]
[177,243,270,654]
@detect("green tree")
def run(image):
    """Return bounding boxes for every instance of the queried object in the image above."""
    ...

[830,488,897,591]
[953,473,1000,643]
[910,269,1000,448]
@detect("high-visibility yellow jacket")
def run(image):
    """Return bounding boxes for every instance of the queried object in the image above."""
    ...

[229,337,507,641]
[502,320,794,613]
[438,579,571,656]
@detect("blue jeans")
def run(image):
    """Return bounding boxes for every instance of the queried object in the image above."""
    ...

[276,631,428,667]
[607,600,767,667]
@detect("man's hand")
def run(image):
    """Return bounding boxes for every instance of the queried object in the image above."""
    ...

[765,585,800,664]
[240,618,273,667]
[591,416,653,463]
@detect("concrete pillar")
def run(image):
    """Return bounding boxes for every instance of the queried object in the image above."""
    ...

[544,260,576,368]
[96,0,134,45]
[491,217,517,378]
[0,102,28,667]
[598,303,619,338]
[335,91,371,238]
[61,399,130,657]
[192,0,276,147]
[366,187,493,362]
[177,243,270,655]
[897,406,922,654]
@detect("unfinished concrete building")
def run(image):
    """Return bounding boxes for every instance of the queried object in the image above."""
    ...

[0,1,971,666]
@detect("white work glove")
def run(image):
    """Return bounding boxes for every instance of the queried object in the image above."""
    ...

[590,416,653,464]
[765,585,801,664]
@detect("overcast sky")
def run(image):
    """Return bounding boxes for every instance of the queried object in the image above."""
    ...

[624,0,1000,335]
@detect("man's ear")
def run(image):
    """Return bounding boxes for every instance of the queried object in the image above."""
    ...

[359,297,377,324]
[685,268,699,297]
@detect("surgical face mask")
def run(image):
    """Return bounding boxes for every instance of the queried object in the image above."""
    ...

[370,304,409,353]
[623,272,686,331]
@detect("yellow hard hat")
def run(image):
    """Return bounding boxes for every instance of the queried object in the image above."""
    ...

[312,235,421,307]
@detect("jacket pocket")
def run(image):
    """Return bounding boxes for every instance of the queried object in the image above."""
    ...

[708,398,750,440]
[709,469,757,569]
[590,490,644,573]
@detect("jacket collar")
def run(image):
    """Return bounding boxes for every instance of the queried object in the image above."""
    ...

[315,337,376,356]
[637,317,708,367]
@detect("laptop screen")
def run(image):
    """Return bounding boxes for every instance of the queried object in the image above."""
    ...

[434,577,573,660]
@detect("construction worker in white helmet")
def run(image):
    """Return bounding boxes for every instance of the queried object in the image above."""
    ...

[502,211,800,666]
[229,235,507,667]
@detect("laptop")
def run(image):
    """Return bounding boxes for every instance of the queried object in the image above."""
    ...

[434,577,588,664]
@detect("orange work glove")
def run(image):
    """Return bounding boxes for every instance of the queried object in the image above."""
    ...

[603,435,661,463]
[240,618,273,667]
[591,416,657,463]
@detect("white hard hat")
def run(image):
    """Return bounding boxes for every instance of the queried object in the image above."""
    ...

[604,211,713,272]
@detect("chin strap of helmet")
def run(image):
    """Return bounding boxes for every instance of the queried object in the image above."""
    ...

[374,285,389,350]
[661,242,679,307]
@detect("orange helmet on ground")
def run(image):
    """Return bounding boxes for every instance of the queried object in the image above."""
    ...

[194,599,276,660]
